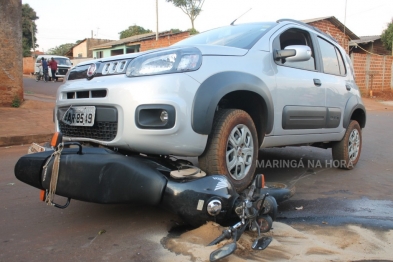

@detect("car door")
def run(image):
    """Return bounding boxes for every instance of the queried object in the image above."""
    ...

[270,26,328,136]
[313,36,351,133]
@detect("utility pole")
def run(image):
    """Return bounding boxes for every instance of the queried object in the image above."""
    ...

[156,0,158,41]
[31,23,36,58]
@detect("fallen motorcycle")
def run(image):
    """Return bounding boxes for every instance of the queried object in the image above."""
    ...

[15,133,293,261]
[207,180,278,261]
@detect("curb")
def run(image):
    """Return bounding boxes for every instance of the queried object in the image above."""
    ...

[0,134,53,147]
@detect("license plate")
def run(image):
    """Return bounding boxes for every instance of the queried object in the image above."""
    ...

[62,106,96,126]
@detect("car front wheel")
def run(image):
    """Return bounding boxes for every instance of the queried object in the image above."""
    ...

[332,120,362,169]
[198,109,258,192]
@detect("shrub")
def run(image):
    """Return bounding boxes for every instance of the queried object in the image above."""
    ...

[11,96,21,108]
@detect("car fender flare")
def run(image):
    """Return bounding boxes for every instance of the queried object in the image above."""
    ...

[343,96,366,128]
[191,71,274,135]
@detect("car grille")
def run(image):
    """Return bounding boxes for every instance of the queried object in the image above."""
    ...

[58,68,68,75]
[65,89,107,99]
[59,121,118,141]
[58,106,118,141]
[67,59,132,81]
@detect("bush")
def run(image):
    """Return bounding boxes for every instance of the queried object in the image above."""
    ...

[11,96,21,108]
[188,28,199,35]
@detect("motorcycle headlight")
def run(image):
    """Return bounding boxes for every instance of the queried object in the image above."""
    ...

[126,47,202,77]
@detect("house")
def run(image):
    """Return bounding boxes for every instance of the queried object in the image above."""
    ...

[303,16,359,54]
[30,50,44,57]
[349,36,391,55]
[90,30,190,58]
[64,38,114,59]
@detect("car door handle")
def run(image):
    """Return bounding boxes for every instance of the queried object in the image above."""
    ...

[313,79,321,86]
[346,84,351,91]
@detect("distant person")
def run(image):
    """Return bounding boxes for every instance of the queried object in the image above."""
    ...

[48,57,58,82]
[41,57,49,82]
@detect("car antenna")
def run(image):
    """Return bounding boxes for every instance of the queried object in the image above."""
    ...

[230,8,252,25]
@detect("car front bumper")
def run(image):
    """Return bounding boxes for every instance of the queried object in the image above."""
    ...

[55,73,207,156]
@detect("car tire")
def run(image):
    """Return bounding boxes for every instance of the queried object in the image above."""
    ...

[332,120,362,169]
[198,109,258,192]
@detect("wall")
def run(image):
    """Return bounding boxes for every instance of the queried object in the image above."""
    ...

[23,57,35,74]
[308,20,349,54]
[73,41,88,58]
[140,31,189,51]
[351,40,391,56]
[92,48,122,59]
[91,32,190,58]
[352,53,393,91]
[0,0,23,106]
[87,39,113,58]
[71,39,114,58]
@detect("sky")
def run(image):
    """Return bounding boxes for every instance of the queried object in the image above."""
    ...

[22,0,393,52]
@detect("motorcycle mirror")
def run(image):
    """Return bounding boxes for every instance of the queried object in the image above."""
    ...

[209,242,237,262]
[252,236,272,250]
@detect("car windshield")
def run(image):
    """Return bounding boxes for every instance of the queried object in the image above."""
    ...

[54,58,72,66]
[174,22,276,49]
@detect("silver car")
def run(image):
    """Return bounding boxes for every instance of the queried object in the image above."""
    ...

[56,19,366,191]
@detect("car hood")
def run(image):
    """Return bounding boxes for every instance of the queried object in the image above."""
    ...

[74,45,248,67]
[178,44,248,56]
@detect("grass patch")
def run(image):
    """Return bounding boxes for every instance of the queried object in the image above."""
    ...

[11,96,22,108]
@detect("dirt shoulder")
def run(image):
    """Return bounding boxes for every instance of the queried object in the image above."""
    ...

[361,97,393,111]
[20,97,55,109]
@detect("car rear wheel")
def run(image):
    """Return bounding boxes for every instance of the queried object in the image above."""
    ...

[199,109,258,192]
[332,120,362,169]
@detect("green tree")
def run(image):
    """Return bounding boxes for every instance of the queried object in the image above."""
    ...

[166,0,205,30]
[170,28,182,33]
[381,18,393,51]
[22,4,39,57]
[47,43,74,56]
[188,28,199,35]
[118,25,152,39]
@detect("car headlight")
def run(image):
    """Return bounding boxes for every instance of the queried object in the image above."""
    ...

[126,47,202,77]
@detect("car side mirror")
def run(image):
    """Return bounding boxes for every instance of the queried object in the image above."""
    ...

[286,45,312,62]
[274,45,312,62]
[274,49,296,60]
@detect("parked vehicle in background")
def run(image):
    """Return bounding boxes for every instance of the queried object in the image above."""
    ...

[34,55,72,82]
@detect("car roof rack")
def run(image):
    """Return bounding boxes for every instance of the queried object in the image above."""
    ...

[276,19,338,43]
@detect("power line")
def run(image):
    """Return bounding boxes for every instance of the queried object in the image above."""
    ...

[347,3,387,17]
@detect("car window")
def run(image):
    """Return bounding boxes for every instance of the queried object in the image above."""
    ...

[317,37,345,76]
[276,28,316,71]
[174,23,275,49]
[344,53,354,78]
[335,48,346,76]
[54,58,72,66]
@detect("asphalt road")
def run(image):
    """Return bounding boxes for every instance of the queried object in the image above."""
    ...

[23,76,63,98]
[258,110,393,228]
[0,145,179,261]
[1,109,392,261]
